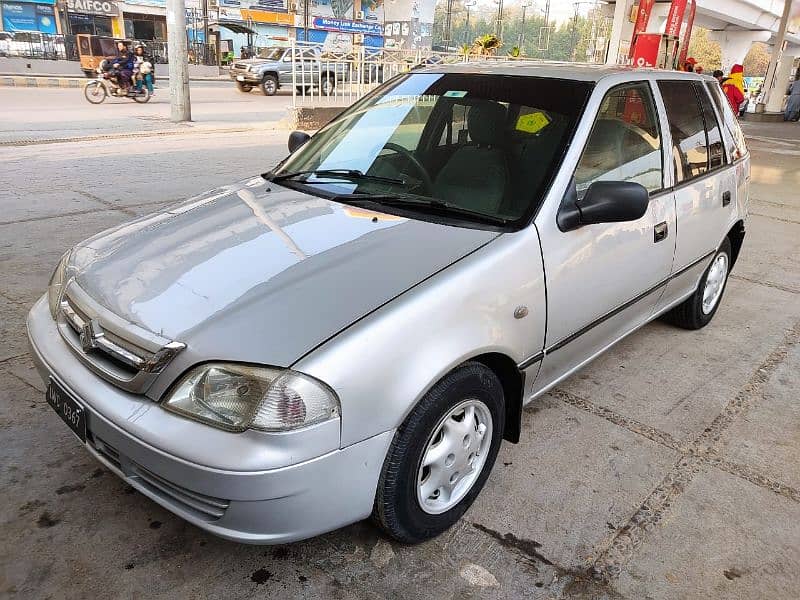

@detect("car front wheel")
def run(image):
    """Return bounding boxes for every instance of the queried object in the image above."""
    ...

[665,237,732,330]
[236,82,252,93]
[372,362,505,543]
[261,75,278,96]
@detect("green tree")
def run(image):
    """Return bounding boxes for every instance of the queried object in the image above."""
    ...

[686,28,722,71]
[743,42,770,77]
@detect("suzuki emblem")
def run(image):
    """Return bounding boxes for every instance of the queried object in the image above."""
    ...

[80,319,105,353]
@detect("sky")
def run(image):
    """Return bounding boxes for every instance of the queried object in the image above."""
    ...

[467,0,601,24]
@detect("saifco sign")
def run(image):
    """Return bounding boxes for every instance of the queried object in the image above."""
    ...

[66,0,119,16]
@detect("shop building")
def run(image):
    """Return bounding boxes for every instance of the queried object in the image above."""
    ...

[62,0,121,36]
[1,0,58,34]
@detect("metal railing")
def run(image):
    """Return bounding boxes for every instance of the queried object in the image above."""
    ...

[0,32,217,66]
[289,40,517,107]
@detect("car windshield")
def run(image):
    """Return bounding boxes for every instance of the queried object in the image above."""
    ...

[256,47,285,60]
[269,72,592,230]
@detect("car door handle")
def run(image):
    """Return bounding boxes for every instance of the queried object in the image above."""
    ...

[722,191,731,207]
[654,221,668,243]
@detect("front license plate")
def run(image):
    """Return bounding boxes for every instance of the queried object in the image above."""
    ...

[46,378,87,442]
[236,75,245,81]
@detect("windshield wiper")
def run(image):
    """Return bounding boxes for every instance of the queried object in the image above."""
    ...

[267,169,404,186]
[332,194,510,226]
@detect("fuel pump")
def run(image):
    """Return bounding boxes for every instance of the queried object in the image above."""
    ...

[629,0,696,70]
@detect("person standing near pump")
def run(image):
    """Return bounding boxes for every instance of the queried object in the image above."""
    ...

[722,64,746,117]
[785,78,800,122]
[713,70,725,84]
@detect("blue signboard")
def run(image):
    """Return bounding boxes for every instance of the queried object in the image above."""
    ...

[312,16,382,36]
[2,2,57,33]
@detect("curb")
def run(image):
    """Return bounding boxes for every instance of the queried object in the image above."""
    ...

[0,75,230,88]
[0,75,84,88]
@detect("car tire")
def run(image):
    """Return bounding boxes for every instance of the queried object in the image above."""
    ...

[236,82,253,93]
[296,85,310,96]
[320,76,335,97]
[665,237,732,330]
[372,362,505,544]
[261,75,278,96]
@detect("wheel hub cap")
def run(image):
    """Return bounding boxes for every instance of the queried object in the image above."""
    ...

[416,399,493,515]
[702,253,729,314]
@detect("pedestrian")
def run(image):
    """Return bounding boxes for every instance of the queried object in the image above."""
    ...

[695,65,704,75]
[722,64,746,116]
[785,79,800,122]
[683,57,697,72]
[133,44,155,96]
[712,69,725,84]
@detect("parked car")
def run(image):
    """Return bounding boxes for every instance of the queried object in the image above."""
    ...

[7,30,65,59]
[228,45,348,96]
[0,31,13,56]
[28,64,749,545]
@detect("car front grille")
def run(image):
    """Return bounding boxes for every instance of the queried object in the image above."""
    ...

[56,283,184,394]
[92,435,230,522]
[232,62,249,71]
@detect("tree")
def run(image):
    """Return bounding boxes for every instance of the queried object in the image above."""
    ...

[743,42,770,77]
[686,28,722,71]
[473,33,502,55]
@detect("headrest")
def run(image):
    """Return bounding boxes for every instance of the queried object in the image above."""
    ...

[467,101,506,146]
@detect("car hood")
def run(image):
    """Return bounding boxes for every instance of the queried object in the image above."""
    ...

[235,58,279,68]
[69,177,499,366]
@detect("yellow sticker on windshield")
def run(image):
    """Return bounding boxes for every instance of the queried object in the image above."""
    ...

[516,111,551,134]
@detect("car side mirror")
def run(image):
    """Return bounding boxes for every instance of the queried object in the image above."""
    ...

[557,179,649,232]
[288,130,310,154]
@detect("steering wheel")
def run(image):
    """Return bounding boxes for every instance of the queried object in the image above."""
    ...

[382,142,434,193]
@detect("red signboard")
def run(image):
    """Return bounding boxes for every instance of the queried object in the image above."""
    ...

[631,32,661,68]
[664,0,687,38]
[628,0,655,59]
[677,0,697,68]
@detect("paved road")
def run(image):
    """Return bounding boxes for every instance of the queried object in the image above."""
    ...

[0,82,295,144]
[0,121,799,599]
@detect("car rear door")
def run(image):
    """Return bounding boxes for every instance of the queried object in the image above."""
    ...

[532,80,676,394]
[654,79,737,311]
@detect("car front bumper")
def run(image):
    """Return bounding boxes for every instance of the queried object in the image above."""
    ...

[229,71,262,84]
[26,295,393,544]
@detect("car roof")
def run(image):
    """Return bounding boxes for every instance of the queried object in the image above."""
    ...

[417,60,717,83]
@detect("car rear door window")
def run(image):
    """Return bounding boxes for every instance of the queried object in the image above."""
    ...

[575,82,663,198]
[706,81,748,161]
[657,80,708,184]
[696,83,725,169]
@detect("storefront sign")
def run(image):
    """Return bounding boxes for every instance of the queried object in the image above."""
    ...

[67,0,119,16]
[240,7,292,24]
[312,16,382,36]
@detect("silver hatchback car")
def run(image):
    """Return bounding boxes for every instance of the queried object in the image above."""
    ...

[28,63,749,544]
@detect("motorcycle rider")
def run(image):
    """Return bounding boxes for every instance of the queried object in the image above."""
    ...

[133,44,155,96]
[112,41,135,92]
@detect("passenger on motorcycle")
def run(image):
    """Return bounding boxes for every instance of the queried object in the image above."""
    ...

[133,44,155,96]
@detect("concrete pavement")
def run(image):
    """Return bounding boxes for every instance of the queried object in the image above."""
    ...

[0,117,798,599]
[0,83,294,145]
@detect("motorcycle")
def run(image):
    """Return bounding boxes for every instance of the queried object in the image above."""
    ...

[83,61,151,105]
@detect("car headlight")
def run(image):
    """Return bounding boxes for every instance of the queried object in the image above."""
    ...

[163,363,340,432]
[48,250,71,318]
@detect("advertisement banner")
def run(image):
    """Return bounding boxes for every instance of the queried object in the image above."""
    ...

[312,16,382,36]
[3,2,57,32]
[628,0,653,58]
[631,32,661,67]
[664,0,687,38]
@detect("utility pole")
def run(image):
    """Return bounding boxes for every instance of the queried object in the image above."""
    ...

[761,0,792,110]
[166,0,191,122]
[495,0,504,38]
[202,0,209,63]
[464,0,476,45]
[443,0,454,46]
[518,0,530,48]
[569,2,579,60]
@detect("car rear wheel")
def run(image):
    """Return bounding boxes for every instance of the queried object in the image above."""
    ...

[261,75,278,96]
[236,82,253,93]
[372,362,504,543]
[664,237,732,330]
[320,76,335,97]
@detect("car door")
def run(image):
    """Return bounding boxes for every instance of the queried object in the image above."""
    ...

[654,80,736,311]
[532,80,675,394]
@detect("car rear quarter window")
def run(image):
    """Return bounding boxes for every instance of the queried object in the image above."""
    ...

[575,82,663,197]
[657,80,709,184]
[696,83,725,169]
